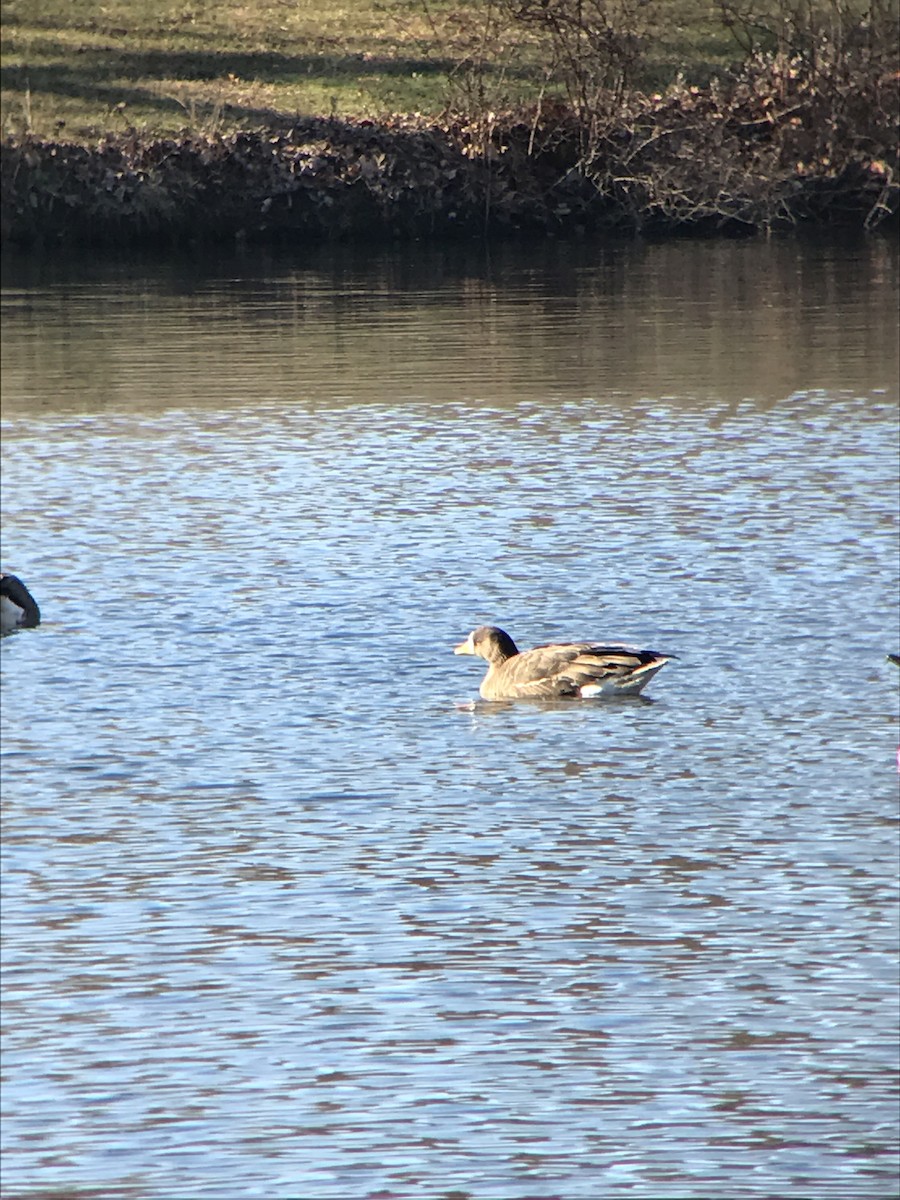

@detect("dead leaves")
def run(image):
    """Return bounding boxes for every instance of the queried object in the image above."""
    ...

[1,79,897,245]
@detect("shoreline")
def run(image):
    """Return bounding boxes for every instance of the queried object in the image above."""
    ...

[2,91,897,247]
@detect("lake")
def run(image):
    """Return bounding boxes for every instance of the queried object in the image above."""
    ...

[1,234,898,1199]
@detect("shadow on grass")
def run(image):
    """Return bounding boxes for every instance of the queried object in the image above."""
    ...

[1,39,545,129]
[1,41,466,83]
[2,38,551,134]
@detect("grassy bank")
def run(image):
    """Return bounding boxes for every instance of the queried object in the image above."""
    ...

[1,0,897,244]
[2,0,746,141]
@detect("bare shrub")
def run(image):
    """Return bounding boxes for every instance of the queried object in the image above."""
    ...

[716,0,899,162]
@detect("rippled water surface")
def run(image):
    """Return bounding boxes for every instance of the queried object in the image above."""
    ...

[2,237,898,1199]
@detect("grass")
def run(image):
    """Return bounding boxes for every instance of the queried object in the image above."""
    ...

[1,0,744,142]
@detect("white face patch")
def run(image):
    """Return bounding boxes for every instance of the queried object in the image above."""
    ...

[0,594,25,633]
[453,632,476,656]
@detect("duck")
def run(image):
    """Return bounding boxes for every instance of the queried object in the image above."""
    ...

[888,653,900,668]
[1,572,41,634]
[454,625,674,700]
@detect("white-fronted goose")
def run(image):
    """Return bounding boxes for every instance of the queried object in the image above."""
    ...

[1,572,41,634]
[454,625,673,700]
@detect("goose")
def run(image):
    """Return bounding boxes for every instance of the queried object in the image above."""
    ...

[454,625,673,700]
[1,572,41,634]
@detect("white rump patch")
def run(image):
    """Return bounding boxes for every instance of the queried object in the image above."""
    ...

[580,663,665,698]
[579,679,621,698]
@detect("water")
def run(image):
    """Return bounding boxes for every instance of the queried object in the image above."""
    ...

[1,236,898,1199]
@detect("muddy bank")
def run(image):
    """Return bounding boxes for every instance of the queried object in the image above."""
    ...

[2,83,896,245]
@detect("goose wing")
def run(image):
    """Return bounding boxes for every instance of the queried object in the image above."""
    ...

[503,642,669,698]
[495,642,591,697]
